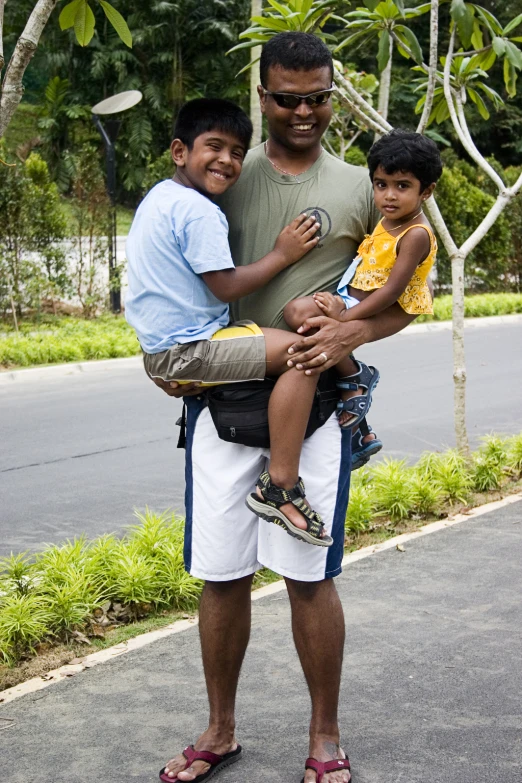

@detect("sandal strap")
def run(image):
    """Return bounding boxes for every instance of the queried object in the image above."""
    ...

[305,756,351,783]
[337,360,378,392]
[257,471,305,505]
[257,472,325,539]
[182,745,223,767]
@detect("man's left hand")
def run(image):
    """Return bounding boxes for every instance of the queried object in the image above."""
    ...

[287,315,368,375]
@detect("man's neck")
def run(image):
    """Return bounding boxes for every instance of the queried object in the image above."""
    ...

[265,136,322,176]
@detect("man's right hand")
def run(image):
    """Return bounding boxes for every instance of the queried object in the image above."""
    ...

[152,377,203,398]
[274,214,320,266]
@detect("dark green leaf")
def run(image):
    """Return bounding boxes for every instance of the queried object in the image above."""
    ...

[395,25,423,63]
[377,28,391,72]
[99,1,132,48]
[503,13,522,36]
[451,0,474,47]
[74,1,95,47]
[467,87,489,119]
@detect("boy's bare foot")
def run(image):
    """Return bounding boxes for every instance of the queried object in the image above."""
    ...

[162,729,238,780]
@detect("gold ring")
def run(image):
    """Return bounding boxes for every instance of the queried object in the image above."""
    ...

[319,352,328,363]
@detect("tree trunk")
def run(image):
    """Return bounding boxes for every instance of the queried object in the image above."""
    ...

[450,251,469,454]
[0,0,58,139]
[249,0,263,147]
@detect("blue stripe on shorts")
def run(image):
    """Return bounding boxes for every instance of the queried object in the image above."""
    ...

[183,395,206,573]
[325,425,352,579]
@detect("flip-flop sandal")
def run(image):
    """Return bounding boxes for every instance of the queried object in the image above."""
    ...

[246,471,333,548]
[301,755,351,783]
[159,744,242,782]
[352,418,383,471]
[337,360,380,430]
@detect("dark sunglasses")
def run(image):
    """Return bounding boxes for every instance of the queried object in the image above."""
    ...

[262,87,335,109]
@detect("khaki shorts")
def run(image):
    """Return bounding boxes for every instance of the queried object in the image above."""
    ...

[144,321,266,385]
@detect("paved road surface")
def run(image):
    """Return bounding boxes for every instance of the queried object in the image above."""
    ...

[1,501,521,782]
[1,321,521,555]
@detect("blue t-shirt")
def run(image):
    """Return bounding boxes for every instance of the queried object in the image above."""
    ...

[125,180,235,353]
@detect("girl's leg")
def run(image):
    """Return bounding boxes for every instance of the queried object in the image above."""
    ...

[284,297,376,434]
[261,328,320,534]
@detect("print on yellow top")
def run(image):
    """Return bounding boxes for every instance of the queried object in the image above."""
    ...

[350,220,437,315]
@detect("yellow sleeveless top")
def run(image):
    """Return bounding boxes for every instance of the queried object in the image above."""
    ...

[350,220,437,315]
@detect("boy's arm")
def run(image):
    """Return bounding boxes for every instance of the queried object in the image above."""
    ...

[202,214,319,302]
[317,227,430,322]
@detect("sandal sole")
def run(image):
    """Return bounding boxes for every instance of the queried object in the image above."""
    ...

[352,439,383,470]
[245,495,333,548]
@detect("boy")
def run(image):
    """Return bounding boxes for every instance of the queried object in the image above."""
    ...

[126,98,334,547]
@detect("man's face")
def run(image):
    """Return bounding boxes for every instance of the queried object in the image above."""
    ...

[259,66,333,153]
[171,131,245,197]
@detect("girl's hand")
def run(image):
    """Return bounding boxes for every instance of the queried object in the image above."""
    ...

[273,214,320,266]
[313,291,346,320]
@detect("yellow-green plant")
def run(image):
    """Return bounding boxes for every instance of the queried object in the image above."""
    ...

[345,481,375,533]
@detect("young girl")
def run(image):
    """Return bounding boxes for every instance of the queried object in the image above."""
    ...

[284,129,443,463]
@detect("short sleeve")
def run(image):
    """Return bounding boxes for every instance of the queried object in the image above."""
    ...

[177,209,235,274]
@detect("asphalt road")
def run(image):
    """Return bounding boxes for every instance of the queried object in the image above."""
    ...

[1,321,521,556]
[1,501,521,782]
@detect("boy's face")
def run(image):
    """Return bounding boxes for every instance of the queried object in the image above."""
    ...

[171,131,245,197]
[372,165,435,221]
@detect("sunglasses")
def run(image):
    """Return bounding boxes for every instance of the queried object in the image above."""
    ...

[262,87,335,109]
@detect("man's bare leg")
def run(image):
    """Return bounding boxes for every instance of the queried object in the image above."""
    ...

[286,577,351,783]
[162,575,254,780]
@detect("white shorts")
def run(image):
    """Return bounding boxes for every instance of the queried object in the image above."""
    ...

[183,397,352,583]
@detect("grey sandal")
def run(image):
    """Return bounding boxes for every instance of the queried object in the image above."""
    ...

[246,471,333,547]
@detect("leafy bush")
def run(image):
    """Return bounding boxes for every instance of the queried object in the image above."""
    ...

[416,293,522,323]
[416,449,472,504]
[371,459,416,522]
[0,149,68,322]
[471,435,510,492]
[345,480,375,533]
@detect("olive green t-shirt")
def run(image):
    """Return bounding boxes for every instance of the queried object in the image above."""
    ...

[217,143,379,330]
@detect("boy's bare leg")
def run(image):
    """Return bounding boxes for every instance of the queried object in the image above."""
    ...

[284,297,378,435]
[161,575,254,780]
[262,328,321,533]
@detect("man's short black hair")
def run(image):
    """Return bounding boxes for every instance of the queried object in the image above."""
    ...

[260,32,333,88]
[173,98,252,152]
[367,129,443,191]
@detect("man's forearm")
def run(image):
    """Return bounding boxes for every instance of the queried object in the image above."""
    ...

[353,303,416,345]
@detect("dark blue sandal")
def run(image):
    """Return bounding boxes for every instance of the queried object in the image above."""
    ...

[337,360,380,429]
[352,418,383,470]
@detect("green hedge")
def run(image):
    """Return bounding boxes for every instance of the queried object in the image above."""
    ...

[0,316,140,368]
[417,292,522,322]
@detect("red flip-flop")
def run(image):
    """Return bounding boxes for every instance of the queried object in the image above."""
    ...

[159,744,242,782]
[301,755,351,783]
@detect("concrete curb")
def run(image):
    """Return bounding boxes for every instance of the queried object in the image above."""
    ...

[1,491,520,708]
[2,313,522,385]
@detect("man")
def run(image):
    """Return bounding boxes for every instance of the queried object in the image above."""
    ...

[156,32,416,783]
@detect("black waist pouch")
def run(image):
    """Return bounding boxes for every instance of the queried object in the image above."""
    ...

[206,369,339,448]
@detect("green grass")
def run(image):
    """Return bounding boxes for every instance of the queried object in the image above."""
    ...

[59,200,135,236]
[0,315,139,369]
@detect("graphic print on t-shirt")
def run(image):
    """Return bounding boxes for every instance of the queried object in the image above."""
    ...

[301,206,332,247]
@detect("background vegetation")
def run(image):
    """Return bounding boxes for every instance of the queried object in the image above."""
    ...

[2,1,522,323]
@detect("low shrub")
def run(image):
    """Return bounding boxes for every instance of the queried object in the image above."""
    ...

[416,293,522,323]
[344,434,520,540]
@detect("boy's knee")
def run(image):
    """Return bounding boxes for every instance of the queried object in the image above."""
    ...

[284,297,312,330]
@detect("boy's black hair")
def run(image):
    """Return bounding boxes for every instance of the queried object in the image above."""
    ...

[173,98,253,152]
[260,32,333,88]
[367,129,443,191]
